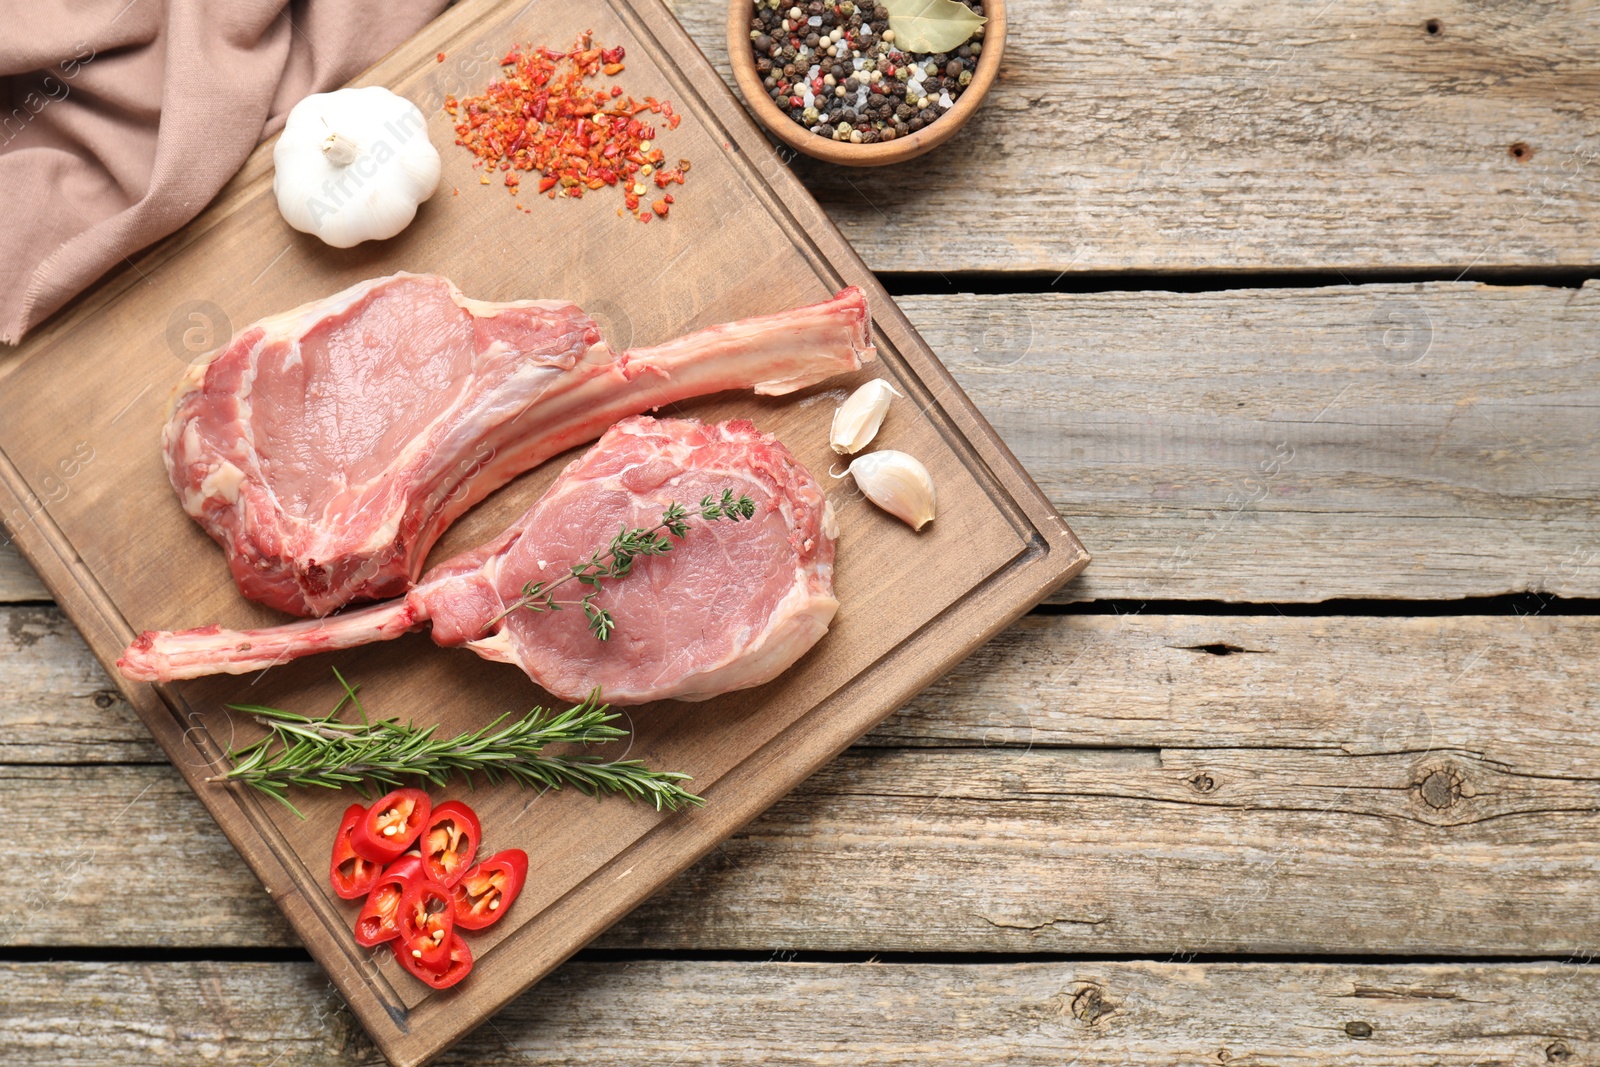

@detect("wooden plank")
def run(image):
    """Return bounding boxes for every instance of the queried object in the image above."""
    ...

[0,765,292,948]
[2,959,1594,1065]
[906,281,1600,602]
[8,281,1591,606]
[674,0,1600,274]
[0,606,144,764]
[881,613,1600,773]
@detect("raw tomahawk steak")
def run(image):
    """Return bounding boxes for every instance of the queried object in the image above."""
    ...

[121,417,838,704]
[167,273,871,617]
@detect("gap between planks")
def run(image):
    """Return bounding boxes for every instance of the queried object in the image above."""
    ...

[876,267,1600,297]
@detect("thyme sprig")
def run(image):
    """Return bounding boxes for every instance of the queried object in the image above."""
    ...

[487,489,758,639]
[209,671,703,817]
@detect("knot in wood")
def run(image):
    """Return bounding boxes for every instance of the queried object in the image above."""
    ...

[1547,1040,1574,1062]
[1189,772,1217,794]
[93,690,117,709]
[1417,766,1464,810]
[1345,1020,1374,1039]
[1071,984,1117,1027]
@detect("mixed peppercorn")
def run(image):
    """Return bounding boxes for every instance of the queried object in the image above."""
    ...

[749,0,985,143]
[445,33,687,223]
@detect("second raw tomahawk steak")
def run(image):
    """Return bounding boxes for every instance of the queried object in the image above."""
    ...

[121,417,838,705]
[166,274,872,617]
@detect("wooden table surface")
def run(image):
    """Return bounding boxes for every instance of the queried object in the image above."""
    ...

[4,0,1598,1062]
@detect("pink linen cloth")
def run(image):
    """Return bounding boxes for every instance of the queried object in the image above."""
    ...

[0,0,450,344]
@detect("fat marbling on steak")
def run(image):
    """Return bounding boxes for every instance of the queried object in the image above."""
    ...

[122,416,838,705]
[166,273,871,617]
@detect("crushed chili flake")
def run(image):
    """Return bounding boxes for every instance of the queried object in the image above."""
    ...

[445,32,688,223]
[436,52,446,62]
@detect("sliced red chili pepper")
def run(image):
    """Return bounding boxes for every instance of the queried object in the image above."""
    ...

[329,803,381,900]
[385,853,425,882]
[353,855,426,947]
[450,849,528,930]
[355,881,405,946]
[397,878,455,969]
[349,788,431,864]
[396,930,473,989]
[420,801,480,888]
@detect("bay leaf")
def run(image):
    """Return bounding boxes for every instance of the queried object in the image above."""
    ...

[884,0,987,55]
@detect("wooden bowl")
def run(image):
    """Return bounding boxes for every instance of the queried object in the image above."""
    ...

[726,0,1005,167]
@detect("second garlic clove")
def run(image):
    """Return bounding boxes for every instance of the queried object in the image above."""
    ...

[847,450,936,530]
[831,378,902,454]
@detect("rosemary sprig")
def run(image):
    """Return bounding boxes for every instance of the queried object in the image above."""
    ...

[487,489,758,639]
[209,671,703,817]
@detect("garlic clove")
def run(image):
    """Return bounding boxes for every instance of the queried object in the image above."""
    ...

[830,378,902,454]
[846,450,936,530]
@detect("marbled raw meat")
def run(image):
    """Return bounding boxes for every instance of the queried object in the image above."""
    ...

[121,417,838,705]
[165,273,871,616]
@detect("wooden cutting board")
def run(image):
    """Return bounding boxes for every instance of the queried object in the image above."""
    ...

[0,0,1087,1062]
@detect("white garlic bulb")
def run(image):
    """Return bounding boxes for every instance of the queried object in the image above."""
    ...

[273,86,441,248]
[846,450,936,530]
[831,378,902,454]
